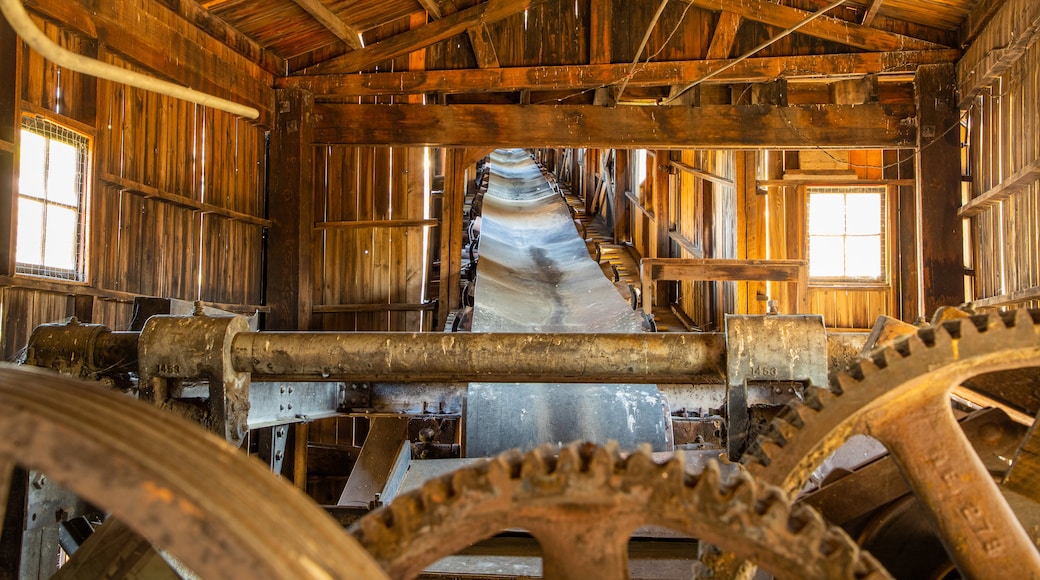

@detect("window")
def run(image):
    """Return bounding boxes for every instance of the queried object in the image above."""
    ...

[17,116,89,281]
[807,186,886,282]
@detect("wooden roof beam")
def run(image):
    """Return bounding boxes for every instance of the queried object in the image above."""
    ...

[861,0,883,26]
[467,23,501,68]
[304,0,555,74]
[290,0,365,49]
[706,10,742,59]
[311,102,917,148]
[416,0,443,19]
[681,0,944,51]
[282,50,961,96]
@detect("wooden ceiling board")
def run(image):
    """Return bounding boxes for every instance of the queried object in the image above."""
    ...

[330,0,425,31]
[205,0,341,57]
[843,0,975,30]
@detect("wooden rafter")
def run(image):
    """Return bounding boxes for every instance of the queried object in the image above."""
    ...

[416,0,443,19]
[282,50,961,96]
[705,10,742,60]
[152,0,285,73]
[682,0,943,51]
[303,0,554,74]
[588,0,612,64]
[290,0,364,50]
[861,0,884,26]
[311,102,918,148]
[467,24,500,68]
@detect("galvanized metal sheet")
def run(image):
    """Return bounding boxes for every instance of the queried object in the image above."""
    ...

[466,149,671,456]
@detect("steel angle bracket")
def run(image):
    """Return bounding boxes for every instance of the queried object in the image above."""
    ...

[725,314,828,460]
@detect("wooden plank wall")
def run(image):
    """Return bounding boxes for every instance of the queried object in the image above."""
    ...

[672,150,735,331]
[0,0,273,360]
[312,146,429,331]
[546,146,905,331]
[965,39,1040,309]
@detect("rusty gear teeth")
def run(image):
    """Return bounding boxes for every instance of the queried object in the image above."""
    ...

[736,309,1040,578]
[351,442,891,579]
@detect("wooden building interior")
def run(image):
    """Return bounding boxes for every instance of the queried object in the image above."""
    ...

[1,0,1040,577]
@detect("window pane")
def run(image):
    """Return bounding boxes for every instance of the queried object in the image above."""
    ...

[44,206,78,271]
[47,139,80,206]
[19,130,47,198]
[16,198,44,264]
[809,194,845,235]
[845,194,881,235]
[845,235,882,278]
[809,236,845,277]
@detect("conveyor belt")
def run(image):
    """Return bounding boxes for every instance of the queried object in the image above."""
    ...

[465,149,672,456]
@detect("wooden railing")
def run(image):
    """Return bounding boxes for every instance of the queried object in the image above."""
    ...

[638,258,809,316]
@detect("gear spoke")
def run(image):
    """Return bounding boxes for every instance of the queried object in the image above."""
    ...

[744,309,1040,577]
[873,394,1040,577]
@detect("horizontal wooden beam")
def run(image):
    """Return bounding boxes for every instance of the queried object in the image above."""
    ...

[682,0,943,51]
[101,173,271,227]
[639,258,808,315]
[670,160,734,186]
[642,258,808,282]
[313,302,437,313]
[757,178,915,186]
[311,103,918,149]
[972,285,1040,308]
[315,219,439,229]
[304,0,554,74]
[283,50,960,96]
[960,157,1040,217]
[0,275,268,312]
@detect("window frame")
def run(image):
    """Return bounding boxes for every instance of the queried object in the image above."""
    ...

[15,114,91,283]
[806,184,890,286]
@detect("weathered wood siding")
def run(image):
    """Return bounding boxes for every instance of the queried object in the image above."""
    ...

[0,0,273,360]
[964,38,1040,310]
[312,146,429,331]
[672,150,736,330]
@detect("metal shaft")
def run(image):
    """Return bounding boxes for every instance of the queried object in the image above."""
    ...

[230,332,726,383]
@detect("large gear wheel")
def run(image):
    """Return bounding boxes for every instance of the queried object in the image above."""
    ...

[744,309,1040,578]
[0,364,387,580]
[350,441,891,580]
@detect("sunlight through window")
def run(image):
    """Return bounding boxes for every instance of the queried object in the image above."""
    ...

[17,116,89,281]
[808,187,885,281]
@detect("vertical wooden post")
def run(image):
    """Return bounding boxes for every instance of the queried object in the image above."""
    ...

[915,64,963,316]
[589,0,612,65]
[293,422,309,491]
[437,149,465,330]
[0,15,19,277]
[267,88,315,330]
[888,150,919,322]
[735,151,765,314]
[652,150,671,311]
[613,150,630,243]
[764,151,787,309]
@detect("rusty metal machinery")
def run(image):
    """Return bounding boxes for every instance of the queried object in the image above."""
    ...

[738,309,1040,578]
[7,145,1040,579]
[0,364,387,580]
[350,442,891,580]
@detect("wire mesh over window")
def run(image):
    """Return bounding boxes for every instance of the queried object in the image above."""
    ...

[807,186,887,283]
[17,116,89,281]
